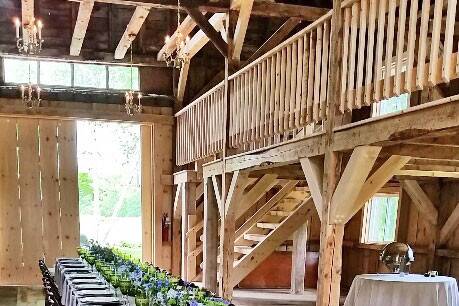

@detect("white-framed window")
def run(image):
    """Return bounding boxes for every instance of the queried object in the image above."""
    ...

[361,194,399,244]
[2,57,140,91]
[372,94,409,117]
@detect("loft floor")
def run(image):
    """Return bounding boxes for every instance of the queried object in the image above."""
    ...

[0,286,44,306]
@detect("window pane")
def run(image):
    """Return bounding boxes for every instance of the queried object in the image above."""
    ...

[74,63,107,88]
[108,66,139,90]
[4,58,38,84]
[40,61,72,86]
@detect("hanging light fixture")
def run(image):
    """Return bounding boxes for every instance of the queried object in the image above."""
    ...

[124,36,143,116]
[164,0,190,69]
[20,60,41,109]
[13,17,44,55]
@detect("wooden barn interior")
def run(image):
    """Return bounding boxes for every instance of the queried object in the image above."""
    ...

[1,0,459,305]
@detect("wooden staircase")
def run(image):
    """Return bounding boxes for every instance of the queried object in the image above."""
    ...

[230,185,315,287]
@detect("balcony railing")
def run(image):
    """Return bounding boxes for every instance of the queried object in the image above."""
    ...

[176,0,459,166]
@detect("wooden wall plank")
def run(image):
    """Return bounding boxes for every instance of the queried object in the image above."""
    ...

[0,118,22,285]
[39,120,62,265]
[58,120,79,258]
[17,118,43,285]
[141,125,153,263]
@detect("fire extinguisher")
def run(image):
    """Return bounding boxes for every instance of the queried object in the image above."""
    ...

[162,213,170,242]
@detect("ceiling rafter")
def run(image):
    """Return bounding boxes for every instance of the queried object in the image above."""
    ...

[114,6,150,59]
[70,0,95,56]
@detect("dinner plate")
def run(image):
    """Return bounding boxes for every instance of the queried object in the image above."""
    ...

[72,279,104,285]
[74,284,109,290]
[79,296,122,305]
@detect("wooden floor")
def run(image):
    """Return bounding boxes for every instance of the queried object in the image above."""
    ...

[0,286,345,306]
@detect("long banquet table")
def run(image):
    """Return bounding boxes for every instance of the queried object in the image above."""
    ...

[55,258,123,306]
[344,274,459,306]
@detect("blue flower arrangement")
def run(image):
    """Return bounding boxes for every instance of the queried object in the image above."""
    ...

[80,242,233,306]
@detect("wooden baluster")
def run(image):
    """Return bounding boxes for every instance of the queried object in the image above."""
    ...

[229,82,234,148]
[274,51,281,135]
[307,32,316,122]
[220,89,225,150]
[394,0,408,96]
[300,33,309,126]
[264,59,271,137]
[374,0,387,102]
[364,0,377,106]
[232,77,238,146]
[384,0,396,99]
[197,102,202,159]
[248,68,254,142]
[355,0,368,108]
[289,40,298,130]
[255,65,261,142]
[177,116,180,165]
[244,71,250,144]
[202,99,207,156]
[416,0,431,90]
[268,57,275,137]
[405,0,419,93]
[346,3,359,111]
[313,24,323,122]
[340,8,351,113]
[260,61,266,140]
[238,76,244,146]
[296,36,304,128]
[279,48,287,133]
[429,0,444,86]
[285,44,292,131]
[210,96,215,153]
[443,0,457,83]
[320,20,330,120]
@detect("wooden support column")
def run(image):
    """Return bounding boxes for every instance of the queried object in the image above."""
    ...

[180,181,197,280]
[203,177,218,293]
[316,0,345,305]
[291,222,308,294]
[219,171,248,299]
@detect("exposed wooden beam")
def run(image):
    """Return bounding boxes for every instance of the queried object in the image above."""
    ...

[183,13,226,58]
[173,182,183,219]
[440,202,459,245]
[184,7,228,57]
[291,222,308,294]
[69,0,329,20]
[114,6,150,59]
[330,146,381,224]
[232,0,254,61]
[381,143,459,161]
[177,61,190,104]
[395,169,459,178]
[246,17,302,64]
[342,155,411,224]
[22,0,35,45]
[300,157,324,220]
[211,175,223,216]
[203,177,218,292]
[157,15,198,61]
[70,0,95,56]
[401,180,438,225]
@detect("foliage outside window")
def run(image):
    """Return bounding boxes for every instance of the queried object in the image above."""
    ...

[40,60,72,86]
[77,120,142,260]
[361,194,399,244]
[2,57,139,91]
[3,58,38,84]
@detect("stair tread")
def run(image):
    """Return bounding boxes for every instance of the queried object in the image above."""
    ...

[234,245,253,255]
[244,233,267,241]
[268,210,291,217]
[257,222,280,229]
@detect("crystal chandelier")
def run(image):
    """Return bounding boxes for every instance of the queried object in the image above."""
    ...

[14,17,43,55]
[164,0,190,69]
[124,38,143,116]
[20,61,42,109]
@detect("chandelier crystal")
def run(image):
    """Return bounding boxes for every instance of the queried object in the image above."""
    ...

[14,17,43,55]
[164,0,190,69]
[124,38,143,116]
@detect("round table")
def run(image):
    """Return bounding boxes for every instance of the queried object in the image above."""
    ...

[344,274,459,306]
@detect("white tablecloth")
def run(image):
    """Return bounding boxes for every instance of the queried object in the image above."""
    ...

[344,274,459,306]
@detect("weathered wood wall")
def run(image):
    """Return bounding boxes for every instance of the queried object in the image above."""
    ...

[0,117,79,285]
[141,123,173,271]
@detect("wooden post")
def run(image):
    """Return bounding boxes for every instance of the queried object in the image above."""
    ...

[316,0,345,305]
[203,177,219,293]
[291,222,308,294]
